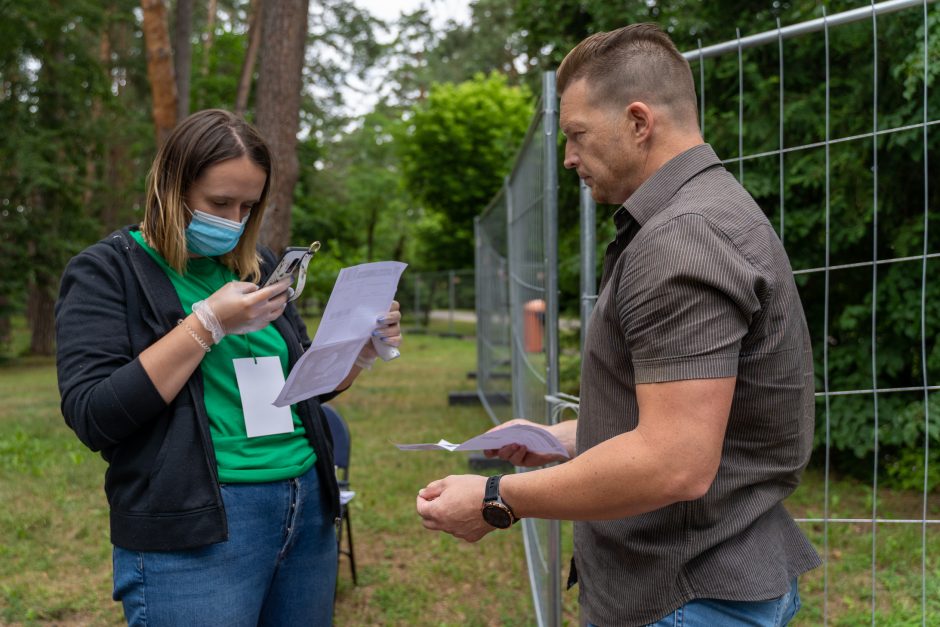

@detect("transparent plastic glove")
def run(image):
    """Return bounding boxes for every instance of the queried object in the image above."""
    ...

[371,334,400,361]
[196,278,292,339]
[357,301,402,368]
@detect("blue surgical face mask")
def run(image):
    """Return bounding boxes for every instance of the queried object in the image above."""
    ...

[184,206,249,257]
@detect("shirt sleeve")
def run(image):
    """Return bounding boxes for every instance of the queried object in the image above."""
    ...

[56,247,168,451]
[617,213,766,384]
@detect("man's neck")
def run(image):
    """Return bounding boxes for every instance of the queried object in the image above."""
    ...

[644,133,704,179]
[620,133,705,204]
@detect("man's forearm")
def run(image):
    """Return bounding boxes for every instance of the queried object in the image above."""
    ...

[499,429,696,521]
[502,377,733,522]
[416,379,732,539]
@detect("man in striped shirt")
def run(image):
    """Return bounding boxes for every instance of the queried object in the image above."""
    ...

[417,23,820,626]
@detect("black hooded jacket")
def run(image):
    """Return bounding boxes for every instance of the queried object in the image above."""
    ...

[55,226,339,551]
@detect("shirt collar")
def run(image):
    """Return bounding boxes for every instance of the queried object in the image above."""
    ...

[615,143,722,233]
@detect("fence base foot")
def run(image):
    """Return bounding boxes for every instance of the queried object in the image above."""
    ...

[466,371,511,380]
[448,391,510,406]
[467,451,513,473]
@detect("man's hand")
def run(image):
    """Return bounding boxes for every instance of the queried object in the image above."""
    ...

[483,418,576,467]
[416,474,495,543]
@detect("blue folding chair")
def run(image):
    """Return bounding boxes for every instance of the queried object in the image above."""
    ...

[322,403,357,585]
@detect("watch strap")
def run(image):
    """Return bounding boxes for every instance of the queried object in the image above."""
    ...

[483,474,518,526]
[484,474,502,502]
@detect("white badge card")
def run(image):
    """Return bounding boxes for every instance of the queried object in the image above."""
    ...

[233,357,295,438]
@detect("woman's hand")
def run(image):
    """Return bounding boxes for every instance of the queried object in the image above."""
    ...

[357,300,402,362]
[200,278,292,338]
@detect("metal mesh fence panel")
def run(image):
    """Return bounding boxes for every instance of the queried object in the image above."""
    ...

[504,72,562,627]
[681,2,939,623]
[475,1,938,624]
[475,190,513,422]
[508,111,548,425]
[400,269,475,336]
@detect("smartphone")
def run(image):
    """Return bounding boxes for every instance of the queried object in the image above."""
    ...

[261,241,320,300]
[263,247,308,287]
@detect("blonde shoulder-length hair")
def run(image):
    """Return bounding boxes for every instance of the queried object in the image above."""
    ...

[140,109,273,281]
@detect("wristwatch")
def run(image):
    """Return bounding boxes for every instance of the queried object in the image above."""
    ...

[481,474,518,529]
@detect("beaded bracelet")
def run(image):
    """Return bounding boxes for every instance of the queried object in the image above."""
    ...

[178,319,211,353]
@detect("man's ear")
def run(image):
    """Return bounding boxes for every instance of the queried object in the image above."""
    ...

[625,102,654,143]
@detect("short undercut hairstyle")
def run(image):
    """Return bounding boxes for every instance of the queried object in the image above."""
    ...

[556,23,699,128]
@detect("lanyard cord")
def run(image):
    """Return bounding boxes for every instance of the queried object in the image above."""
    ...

[288,241,319,303]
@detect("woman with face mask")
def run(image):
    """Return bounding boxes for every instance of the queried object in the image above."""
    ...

[54,109,401,626]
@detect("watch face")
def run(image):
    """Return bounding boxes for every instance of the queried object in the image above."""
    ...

[482,503,513,529]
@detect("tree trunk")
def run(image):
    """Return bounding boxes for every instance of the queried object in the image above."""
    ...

[140,0,178,146]
[102,141,129,232]
[83,31,110,210]
[0,296,11,350]
[102,8,131,232]
[26,179,61,355]
[25,206,57,357]
[365,206,377,261]
[255,0,309,254]
[27,280,56,356]
[234,0,262,117]
[174,0,193,120]
[392,233,406,262]
[27,18,66,357]
[202,0,218,77]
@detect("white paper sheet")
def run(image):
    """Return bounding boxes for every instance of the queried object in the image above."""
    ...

[395,423,570,459]
[273,261,407,407]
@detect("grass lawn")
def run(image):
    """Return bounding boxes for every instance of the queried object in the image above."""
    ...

[0,335,537,626]
[786,468,940,626]
[0,332,937,625]
[326,335,536,625]
[404,319,477,338]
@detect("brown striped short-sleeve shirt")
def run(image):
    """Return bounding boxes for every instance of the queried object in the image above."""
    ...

[575,144,820,626]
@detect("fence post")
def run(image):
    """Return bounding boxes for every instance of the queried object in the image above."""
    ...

[543,76,560,408]
[541,70,563,627]
[475,217,484,385]
[579,178,597,357]
[448,270,456,334]
[506,174,526,422]
[413,274,421,329]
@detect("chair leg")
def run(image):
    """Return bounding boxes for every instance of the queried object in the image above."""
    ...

[334,510,343,604]
[345,510,357,585]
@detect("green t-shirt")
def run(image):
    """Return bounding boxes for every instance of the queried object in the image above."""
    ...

[131,230,316,483]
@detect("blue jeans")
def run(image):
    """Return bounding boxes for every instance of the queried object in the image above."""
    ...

[113,466,337,626]
[589,578,801,627]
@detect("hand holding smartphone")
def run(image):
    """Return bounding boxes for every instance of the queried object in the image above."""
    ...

[262,241,320,302]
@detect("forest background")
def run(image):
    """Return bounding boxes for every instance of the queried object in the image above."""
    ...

[1,0,938,487]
